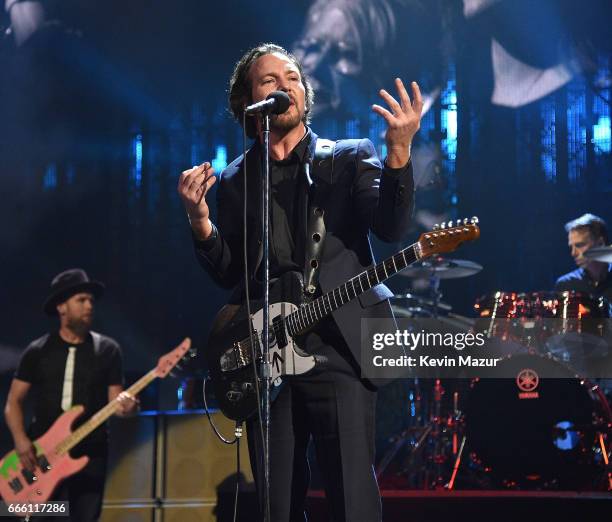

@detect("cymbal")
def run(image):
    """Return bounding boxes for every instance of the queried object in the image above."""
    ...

[585,246,612,263]
[399,257,483,279]
[391,293,452,311]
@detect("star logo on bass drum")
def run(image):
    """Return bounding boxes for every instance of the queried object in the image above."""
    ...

[516,368,539,399]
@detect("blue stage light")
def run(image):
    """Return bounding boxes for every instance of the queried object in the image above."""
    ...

[212,145,228,172]
[43,163,57,190]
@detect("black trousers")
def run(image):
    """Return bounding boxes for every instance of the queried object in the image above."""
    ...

[40,456,107,522]
[247,371,380,522]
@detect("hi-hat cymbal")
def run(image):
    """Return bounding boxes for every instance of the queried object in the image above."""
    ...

[399,257,483,279]
[585,246,612,263]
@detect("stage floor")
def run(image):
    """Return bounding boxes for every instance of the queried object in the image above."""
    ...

[306,489,612,522]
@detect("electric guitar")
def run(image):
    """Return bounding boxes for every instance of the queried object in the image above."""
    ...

[0,337,192,505]
[207,219,481,421]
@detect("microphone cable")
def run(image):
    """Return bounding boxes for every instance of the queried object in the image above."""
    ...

[202,376,243,522]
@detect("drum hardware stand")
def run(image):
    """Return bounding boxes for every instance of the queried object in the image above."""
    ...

[429,379,448,488]
[402,379,453,489]
[382,380,466,489]
[376,425,431,480]
[429,271,442,320]
[376,379,425,480]
[446,435,467,490]
[597,431,612,490]
[376,381,472,489]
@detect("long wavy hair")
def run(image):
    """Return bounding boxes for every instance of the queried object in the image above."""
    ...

[228,43,315,139]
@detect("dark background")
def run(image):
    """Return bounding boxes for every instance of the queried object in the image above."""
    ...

[0,0,610,453]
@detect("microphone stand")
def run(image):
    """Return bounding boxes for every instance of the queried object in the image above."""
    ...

[260,112,272,522]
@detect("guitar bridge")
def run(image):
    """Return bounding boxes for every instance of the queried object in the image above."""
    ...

[220,338,255,372]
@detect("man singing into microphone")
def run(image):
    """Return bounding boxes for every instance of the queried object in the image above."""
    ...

[177,43,422,521]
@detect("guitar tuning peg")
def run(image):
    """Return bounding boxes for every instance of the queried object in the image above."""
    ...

[463,217,468,225]
[440,222,446,229]
[447,220,454,228]
[471,216,479,224]
[433,223,440,231]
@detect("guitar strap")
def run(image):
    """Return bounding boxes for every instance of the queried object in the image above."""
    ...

[303,138,335,296]
[91,331,102,354]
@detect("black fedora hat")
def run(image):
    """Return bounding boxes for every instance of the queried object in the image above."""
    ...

[43,268,105,316]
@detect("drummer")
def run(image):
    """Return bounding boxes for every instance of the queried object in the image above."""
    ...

[555,213,612,302]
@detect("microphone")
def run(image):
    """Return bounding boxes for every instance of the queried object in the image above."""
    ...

[244,91,291,116]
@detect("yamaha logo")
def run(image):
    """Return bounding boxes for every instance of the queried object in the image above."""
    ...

[516,368,539,399]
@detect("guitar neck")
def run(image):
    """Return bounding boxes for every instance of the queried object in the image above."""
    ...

[55,369,157,456]
[285,241,422,336]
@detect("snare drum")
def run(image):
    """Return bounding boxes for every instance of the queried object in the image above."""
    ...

[465,353,611,489]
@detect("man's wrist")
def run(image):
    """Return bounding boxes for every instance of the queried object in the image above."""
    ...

[385,144,411,169]
[383,158,411,175]
[193,222,219,250]
[190,218,214,241]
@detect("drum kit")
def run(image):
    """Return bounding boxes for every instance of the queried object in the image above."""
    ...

[378,249,612,491]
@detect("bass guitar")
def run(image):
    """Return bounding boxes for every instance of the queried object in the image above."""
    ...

[0,337,192,505]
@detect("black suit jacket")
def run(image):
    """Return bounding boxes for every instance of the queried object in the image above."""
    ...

[195,130,415,370]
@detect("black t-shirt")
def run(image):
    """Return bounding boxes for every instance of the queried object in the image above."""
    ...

[15,331,123,457]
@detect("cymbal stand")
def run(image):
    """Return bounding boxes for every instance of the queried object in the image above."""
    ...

[446,391,466,490]
[429,271,442,320]
[398,379,450,489]
[376,380,424,481]
[429,379,448,488]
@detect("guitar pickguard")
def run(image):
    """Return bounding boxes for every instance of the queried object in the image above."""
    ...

[251,301,316,382]
[208,298,318,421]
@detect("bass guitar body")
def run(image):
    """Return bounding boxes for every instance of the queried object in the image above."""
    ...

[0,406,88,504]
[0,338,192,506]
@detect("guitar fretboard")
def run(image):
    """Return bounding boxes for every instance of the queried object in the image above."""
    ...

[285,241,422,336]
[54,369,157,456]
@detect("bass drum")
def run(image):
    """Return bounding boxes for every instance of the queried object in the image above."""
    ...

[465,353,611,489]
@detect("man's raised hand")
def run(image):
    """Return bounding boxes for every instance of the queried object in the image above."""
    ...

[177,162,217,240]
[372,78,423,169]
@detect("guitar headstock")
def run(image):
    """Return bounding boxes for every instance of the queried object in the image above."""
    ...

[418,217,480,258]
[155,337,192,378]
